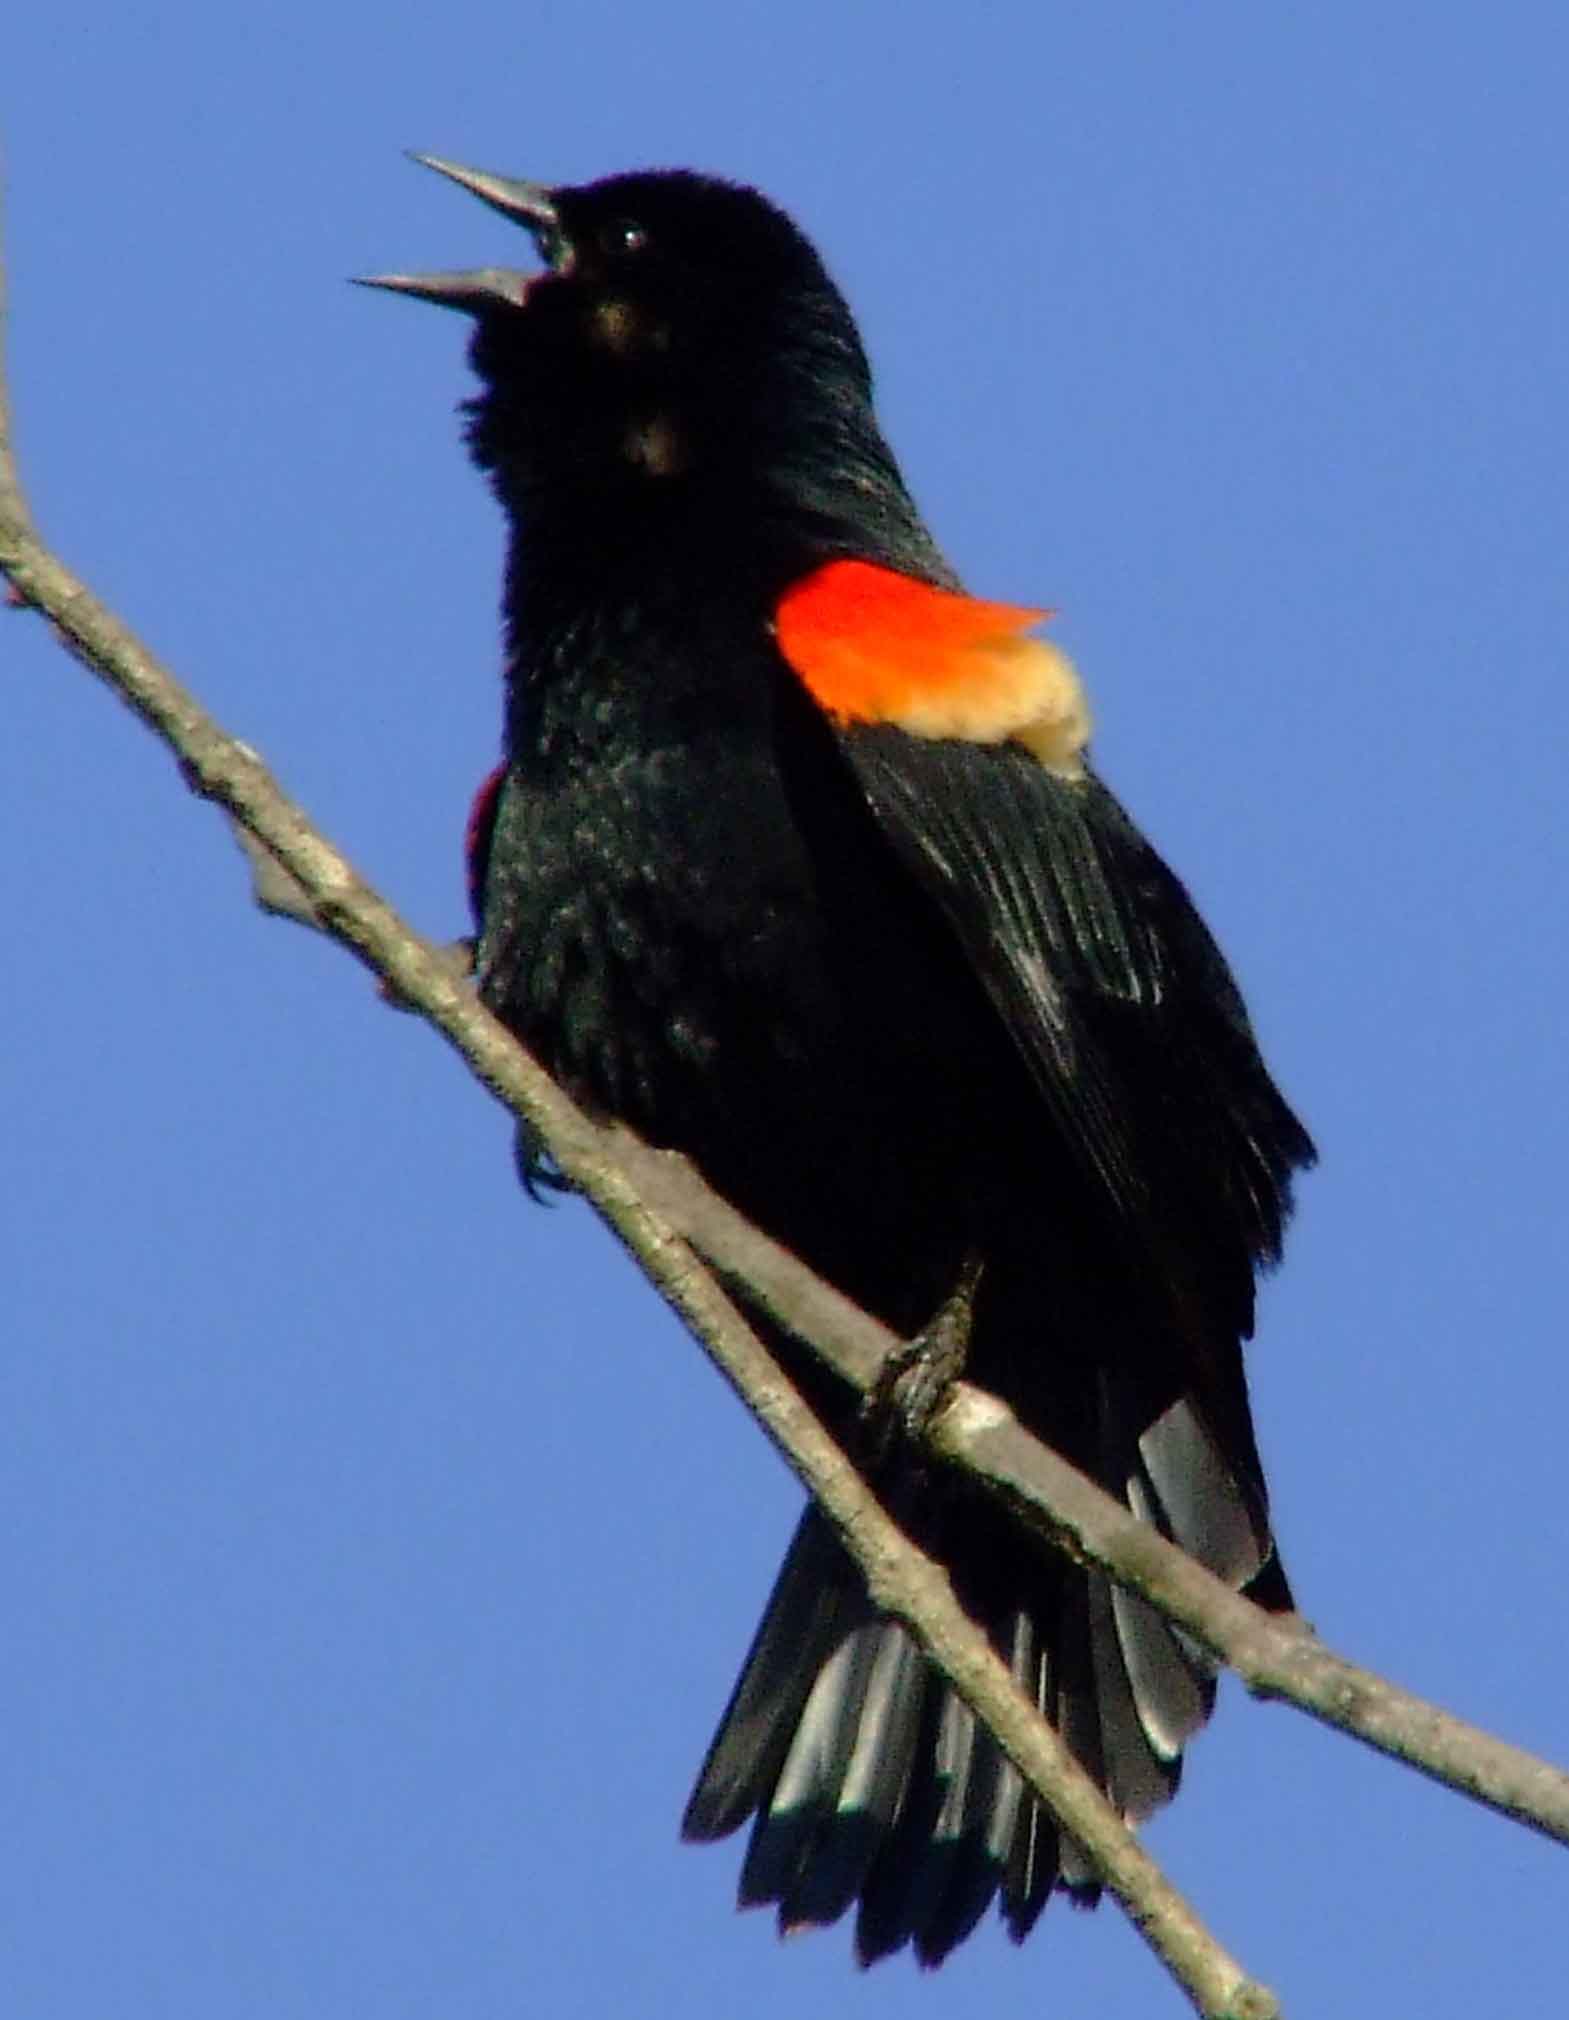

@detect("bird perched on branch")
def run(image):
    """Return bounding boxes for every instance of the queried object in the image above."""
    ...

[362,159,1313,1967]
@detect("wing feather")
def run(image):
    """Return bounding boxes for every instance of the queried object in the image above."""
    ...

[836,724,1314,1307]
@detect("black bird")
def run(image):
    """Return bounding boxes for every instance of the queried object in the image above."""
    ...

[363,158,1313,1967]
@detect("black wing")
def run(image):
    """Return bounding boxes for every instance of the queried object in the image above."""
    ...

[836,724,1315,1346]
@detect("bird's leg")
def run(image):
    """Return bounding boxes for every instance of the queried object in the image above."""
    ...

[863,1250,985,1454]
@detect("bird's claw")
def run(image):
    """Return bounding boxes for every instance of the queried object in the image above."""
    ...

[863,1251,984,1455]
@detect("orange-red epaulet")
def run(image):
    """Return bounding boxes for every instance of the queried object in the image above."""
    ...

[773,559,1090,777]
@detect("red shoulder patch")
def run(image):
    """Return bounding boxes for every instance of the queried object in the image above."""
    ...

[773,559,1090,775]
[465,762,507,927]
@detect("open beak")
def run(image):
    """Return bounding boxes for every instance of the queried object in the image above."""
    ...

[354,153,564,314]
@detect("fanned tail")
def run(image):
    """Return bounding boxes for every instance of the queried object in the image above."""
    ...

[682,1389,1286,1966]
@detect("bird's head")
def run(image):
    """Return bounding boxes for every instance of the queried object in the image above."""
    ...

[360,158,938,586]
[363,161,877,502]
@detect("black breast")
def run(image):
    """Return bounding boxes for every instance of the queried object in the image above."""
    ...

[474,606,1017,1325]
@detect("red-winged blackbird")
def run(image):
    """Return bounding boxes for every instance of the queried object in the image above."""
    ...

[363,158,1314,1967]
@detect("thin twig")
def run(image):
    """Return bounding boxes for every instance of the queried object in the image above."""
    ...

[582,1131,1569,1853]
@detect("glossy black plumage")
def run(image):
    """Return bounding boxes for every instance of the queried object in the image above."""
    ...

[380,162,1314,1966]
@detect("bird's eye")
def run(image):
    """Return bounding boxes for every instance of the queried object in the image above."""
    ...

[601,217,649,257]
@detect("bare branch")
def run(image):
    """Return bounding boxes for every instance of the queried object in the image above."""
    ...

[540,1126,1569,1854]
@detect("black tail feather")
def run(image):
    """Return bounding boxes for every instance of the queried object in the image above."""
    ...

[683,1381,1288,1965]
[682,1514,861,1844]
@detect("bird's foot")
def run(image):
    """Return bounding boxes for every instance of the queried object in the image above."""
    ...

[863,1251,984,1455]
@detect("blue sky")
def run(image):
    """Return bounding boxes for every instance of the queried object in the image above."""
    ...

[5,6,1567,2015]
